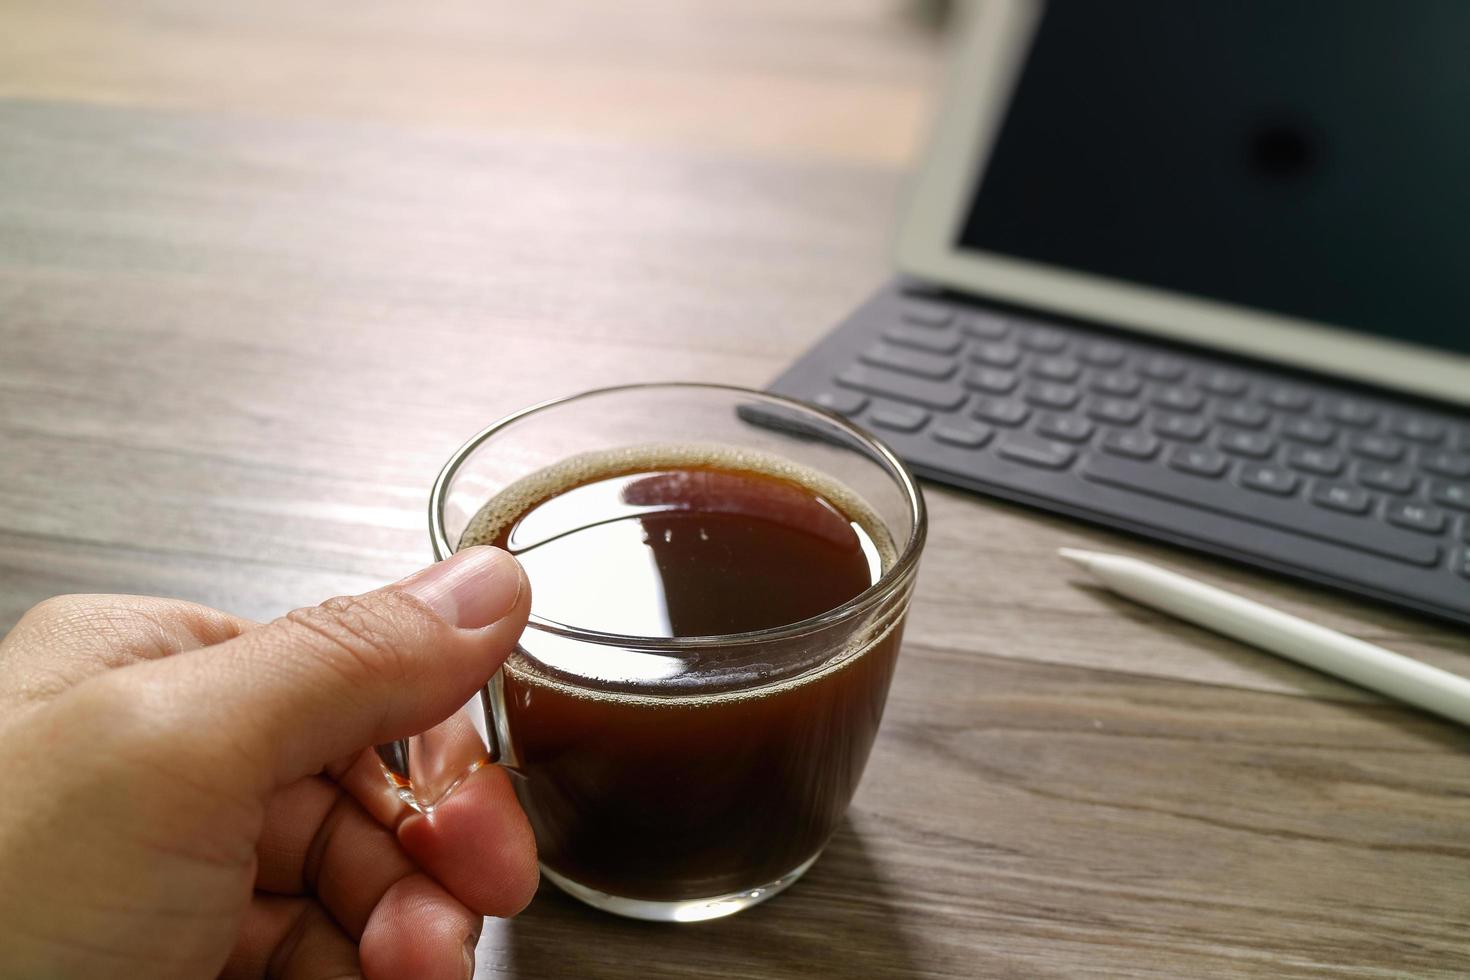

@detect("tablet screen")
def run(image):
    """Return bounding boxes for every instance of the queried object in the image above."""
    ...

[958,0,1470,356]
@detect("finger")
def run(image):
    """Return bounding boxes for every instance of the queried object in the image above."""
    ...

[255,774,418,937]
[397,764,539,919]
[330,747,412,829]
[223,894,359,980]
[0,594,252,707]
[328,750,539,919]
[360,874,482,980]
[85,546,530,795]
[252,779,482,980]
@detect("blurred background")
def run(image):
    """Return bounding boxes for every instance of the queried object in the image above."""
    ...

[0,0,947,624]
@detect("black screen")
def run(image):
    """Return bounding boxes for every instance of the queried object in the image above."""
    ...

[959,0,1470,355]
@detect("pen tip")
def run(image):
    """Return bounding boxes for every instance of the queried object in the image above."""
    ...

[1057,547,1098,572]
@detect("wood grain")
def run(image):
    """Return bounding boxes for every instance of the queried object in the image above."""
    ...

[0,0,936,165]
[2,3,1468,977]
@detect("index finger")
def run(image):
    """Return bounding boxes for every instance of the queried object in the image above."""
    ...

[0,594,253,709]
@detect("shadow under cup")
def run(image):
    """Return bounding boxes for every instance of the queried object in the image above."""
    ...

[378,384,926,922]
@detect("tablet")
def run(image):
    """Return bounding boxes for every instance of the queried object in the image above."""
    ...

[895,0,1470,406]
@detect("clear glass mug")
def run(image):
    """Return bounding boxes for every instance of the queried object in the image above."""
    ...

[377,383,926,921]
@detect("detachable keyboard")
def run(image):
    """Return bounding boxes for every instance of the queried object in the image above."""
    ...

[770,280,1470,626]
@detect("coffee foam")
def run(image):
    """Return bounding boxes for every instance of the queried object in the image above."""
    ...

[456,442,907,706]
[458,442,895,560]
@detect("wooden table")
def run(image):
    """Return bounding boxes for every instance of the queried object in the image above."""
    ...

[3,3,1467,977]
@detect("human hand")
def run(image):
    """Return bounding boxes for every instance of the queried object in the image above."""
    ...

[0,546,536,980]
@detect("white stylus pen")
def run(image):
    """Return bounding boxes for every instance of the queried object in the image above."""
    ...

[1059,548,1470,727]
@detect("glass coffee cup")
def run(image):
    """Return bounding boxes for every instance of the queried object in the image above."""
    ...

[378,383,925,921]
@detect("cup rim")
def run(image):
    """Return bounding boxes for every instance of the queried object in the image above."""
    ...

[429,382,926,650]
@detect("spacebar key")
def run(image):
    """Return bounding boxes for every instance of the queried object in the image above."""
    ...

[1081,455,1441,567]
[835,365,968,411]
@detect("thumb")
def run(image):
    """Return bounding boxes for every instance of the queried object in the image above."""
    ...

[116,546,529,792]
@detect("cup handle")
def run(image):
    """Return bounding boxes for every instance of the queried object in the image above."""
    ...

[374,670,510,814]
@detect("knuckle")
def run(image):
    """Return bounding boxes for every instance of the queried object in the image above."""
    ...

[15,594,143,643]
[12,594,91,635]
[282,593,429,688]
[7,596,142,661]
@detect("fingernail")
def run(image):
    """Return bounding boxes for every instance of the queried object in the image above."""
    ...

[462,920,483,979]
[398,547,523,630]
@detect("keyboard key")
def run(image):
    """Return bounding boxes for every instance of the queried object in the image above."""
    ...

[1031,356,1083,382]
[882,323,963,355]
[965,367,1019,394]
[867,404,929,433]
[1285,446,1344,476]
[1455,545,1470,579]
[1281,417,1336,446]
[835,365,968,411]
[1217,402,1269,430]
[1086,398,1145,426]
[1356,465,1417,495]
[931,422,994,449]
[1312,482,1373,515]
[1218,428,1276,459]
[960,312,1011,340]
[973,397,1031,427]
[1324,398,1378,428]
[1140,355,1187,381]
[1422,451,1470,478]
[1037,414,1096,443]
[1152,386,1206,413]
[1018,325,1069,353]
[1091,371,1143,397]
[971,342,1023,368]
[1025,383,1082,410]
[1239,462,1300,496]
[900,300,953,327]
[1082,457,1441,566]
[1391,415,1447,445]
[1153,414,1210,442]
[1168,446,1230,478]
[1199,369,1250,396]
[1385,500,1447,535]
[813,390,867,416]
[1263,386,1313,412]
[1078,341,1126,366]
[861,344,958,380]
[1349,433,1406,463]
[998,434,1077,469]
[1102,429,1160,460]
[1431,481,1470,512]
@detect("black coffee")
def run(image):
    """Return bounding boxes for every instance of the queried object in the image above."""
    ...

[463,449,905,901]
